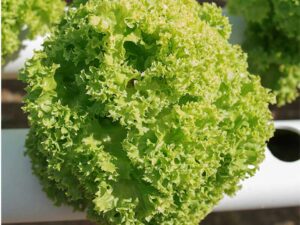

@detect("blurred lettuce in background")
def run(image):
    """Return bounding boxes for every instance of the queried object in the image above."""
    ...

[1,0,65,65]
[228,0,300,106]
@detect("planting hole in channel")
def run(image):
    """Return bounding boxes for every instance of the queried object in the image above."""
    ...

[267,128,300,162]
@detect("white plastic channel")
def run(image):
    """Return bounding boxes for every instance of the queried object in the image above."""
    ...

[215,120,300,211]
[2,36,45,76]
[2,121,300,223]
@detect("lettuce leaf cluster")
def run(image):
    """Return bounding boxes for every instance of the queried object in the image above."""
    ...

[228,0,300,106]
[1,0,65,65]
[21,0,274,224]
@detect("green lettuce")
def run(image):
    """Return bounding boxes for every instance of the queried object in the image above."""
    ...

[1,0,65,65]
[228,0,300,106]
[21,0,274,224]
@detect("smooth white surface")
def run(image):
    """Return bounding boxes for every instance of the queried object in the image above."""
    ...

[2,36,45,74]
[2,121,300,223]
[215,120,300,211]
[2,129,86,223]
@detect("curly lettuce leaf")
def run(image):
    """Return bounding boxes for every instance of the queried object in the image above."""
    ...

[21,0,274,224]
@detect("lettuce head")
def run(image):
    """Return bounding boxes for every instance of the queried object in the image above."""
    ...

[21,0,274,224]
[228,0,300,106]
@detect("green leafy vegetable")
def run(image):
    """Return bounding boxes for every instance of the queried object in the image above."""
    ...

[228,0,300,106]
[1,0,65,65]
[21,0,274,224]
